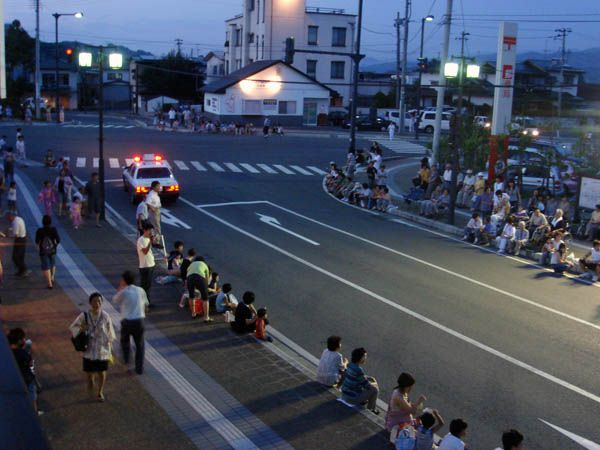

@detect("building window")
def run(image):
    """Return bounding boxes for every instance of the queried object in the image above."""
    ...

[306,60,317,78]
[236,59,242,70]
[243,99,261,115]
[249,0,255,11]
[330,61,345,79]
[263,99,277,112]
[261,35,265,59]
[212,66,218,75]
[257,0,260,24]
[235,29,242,46]
[107,72,123,81]
[332,27,347,47]
[248,33,254,44]
[42,73,69,87]
[278,101,297,114]
[308,26,318,45]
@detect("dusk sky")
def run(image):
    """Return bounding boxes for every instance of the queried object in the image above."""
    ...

[6,0,600,63]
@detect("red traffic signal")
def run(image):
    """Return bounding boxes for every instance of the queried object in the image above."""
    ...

[65,48,74,63]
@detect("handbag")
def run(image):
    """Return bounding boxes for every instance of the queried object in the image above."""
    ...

[71,312,89,352]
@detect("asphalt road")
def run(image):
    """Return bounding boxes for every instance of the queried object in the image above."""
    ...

[5,121,600,449]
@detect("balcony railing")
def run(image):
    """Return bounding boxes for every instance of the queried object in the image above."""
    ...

[306,6,345,14]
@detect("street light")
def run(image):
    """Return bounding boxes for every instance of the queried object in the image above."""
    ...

[77,46,124,221]
[415,15,434,140]
[52,12,83,123]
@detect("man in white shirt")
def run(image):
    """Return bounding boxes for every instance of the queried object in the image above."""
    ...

[6,212,29,277]
[15,135,26,163]
[463,212,483,243]
[135,197,149,236]
[145,181,162,237]
[442,163,452,190]
[167,107,176,127]
[579,239,600,282]
[387,122,395,141]
[113,270,149,375]
[438,418,468,450]
[137,223,155,305]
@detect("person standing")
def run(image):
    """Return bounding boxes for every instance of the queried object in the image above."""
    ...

[6,212,29,277]
[69,293,116,402]
[135,195,149,236]
[15,135,26,164]
[263,116,271,138]
[145,181,162,240]
[85,172,102,227]
[137,223,155,305]
[167,107,176,128]
[37,181,56,216]
[7,328,39,413]
[387,122,396,141]
[113,270,148,375]
[35,215,60,289]
[3,146,15,186]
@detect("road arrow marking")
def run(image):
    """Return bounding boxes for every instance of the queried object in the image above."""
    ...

[539,419,600,450]
[256,213,319,246]
[161,208,192,230]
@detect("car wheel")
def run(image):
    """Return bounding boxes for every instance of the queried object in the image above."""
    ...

[425,125,434,134]
[123,178,128,192]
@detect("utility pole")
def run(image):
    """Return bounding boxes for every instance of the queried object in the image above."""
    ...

[431,0,453,166]
[348,0,364,154]
[395,12,401,110]
[398,0,410,133]
[175,38,183,55]
[554,28,571,139]
[34,0,41,119]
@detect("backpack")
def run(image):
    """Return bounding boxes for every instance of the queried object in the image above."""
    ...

[40,234,56,255]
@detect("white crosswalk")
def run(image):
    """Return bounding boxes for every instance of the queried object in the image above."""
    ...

[360,134,428,155]
[62,124,136,129]
[65,157,329,176]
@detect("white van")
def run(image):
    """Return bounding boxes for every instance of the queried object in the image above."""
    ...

[418,111,451,134]
[381,110,413,129]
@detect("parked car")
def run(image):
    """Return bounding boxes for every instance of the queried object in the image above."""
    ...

[474,115,491,128]
[382,110,414,129]
[342,115,391,131]
[21,96,48,110]
[418,111,451,134]
[328,109,348,126]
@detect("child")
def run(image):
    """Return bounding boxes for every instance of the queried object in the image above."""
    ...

[38,180,56,216]
[208,272,220,295]
[73,186,87,217]
[7,181,17,214]
[254,307,272,342]
[44,149,56,167]
[70,197,82,229]
[415,409,445,450]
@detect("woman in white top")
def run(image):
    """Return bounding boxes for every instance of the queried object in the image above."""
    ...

[496,217,516,253]
[69,292,116,401]
[316,336,347,387]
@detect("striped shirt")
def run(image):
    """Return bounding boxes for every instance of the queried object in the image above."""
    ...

[341,363,369,398]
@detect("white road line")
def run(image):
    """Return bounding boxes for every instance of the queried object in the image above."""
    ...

[125,158,133,166]
[307,166,327,175]
[173,160,190,170]
[224,162,243,173]
[196,201,268,208]
[104,125,114,128]
[76,157,86,168]
[239,163,260,174]
[539,419,600,449]
[289,165,314,175]
[180,196,600,406]
[124,125,135,129]
[109,158,120,169]
[272,164,294,175]
[93,157,99,168]
[207,161,225,172]
[62,124,75,128]
[190,161,207,172]
[16,175,261,450]
[256,164,278,174]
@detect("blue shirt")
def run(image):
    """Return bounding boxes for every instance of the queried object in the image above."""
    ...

[341,363,369,397]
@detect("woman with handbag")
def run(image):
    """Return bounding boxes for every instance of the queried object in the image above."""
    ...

[385,372,426,432]
[69,292,116,402]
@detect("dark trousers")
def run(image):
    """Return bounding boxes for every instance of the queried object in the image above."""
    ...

[12,237,27,275]
[139,266,154,302]
[120,319,145,373]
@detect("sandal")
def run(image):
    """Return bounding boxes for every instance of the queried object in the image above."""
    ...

[203,318,214,323]
[97,393,105,402]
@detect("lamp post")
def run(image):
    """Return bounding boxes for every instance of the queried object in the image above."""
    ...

[415,15,434,140]
[78,47,123,221]
[52,12,83,123]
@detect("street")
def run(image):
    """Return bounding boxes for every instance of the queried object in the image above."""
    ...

[3,120,600,450]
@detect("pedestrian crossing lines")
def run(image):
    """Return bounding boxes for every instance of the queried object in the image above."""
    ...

[62,123,136,129]
[360,134,427,155]
[67,156,329,176]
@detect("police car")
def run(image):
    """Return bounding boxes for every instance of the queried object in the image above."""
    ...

[122,154,180,204]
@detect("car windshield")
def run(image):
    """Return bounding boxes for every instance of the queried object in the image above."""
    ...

[137,167,171,179]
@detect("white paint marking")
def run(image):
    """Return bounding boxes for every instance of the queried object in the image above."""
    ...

[224,162,243,173]
[161,208,192,230]
[173,160,190,171]
[256,213,319,246]
[289,165,313,175]
[104,125,114,128]
[125,158,133,166]
[307,166,327,175]
[109,158,120,169]
[93,157,99,168]
[539,419,600,449]
[256,163,278,174]
[207,161,225,172]
[196,201,268,208]
[190,161,207,172]
[180,196,600,405]
[124,125,135,129]
[272,164,295,175]
[76,157,86,168]
[62,124,75,128]
[239,163,260,174]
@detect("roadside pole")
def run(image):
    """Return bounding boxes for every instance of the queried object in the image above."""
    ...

[398,0,410,134]
[395,12,401,115]
[34,0,41,119]
[349,0,364,153]
[431,0,453,166]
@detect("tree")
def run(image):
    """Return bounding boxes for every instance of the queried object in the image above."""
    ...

[5,20,35,72]
[138,51,204,102]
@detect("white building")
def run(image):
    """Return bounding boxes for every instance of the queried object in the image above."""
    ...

[222,0,355,106]
[204,51,226,85]
[203,60,332,126]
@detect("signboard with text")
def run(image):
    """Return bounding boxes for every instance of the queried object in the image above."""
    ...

[579,177,600,210]
[491,22,518,135]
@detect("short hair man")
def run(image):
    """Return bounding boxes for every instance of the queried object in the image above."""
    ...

[438,419,468,450]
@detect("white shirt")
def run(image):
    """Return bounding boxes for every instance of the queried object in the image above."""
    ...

[466,218,482,230]
[373,154,383,171]
[591,248,600,263]
[316,349,345,385]
[7,188,17,201]
[463,174,475,186]
[443,169,452,182]
[16,140,25,154]
[10,216,26,238]
[437,433,465,450]
[137,236,155,268]
[168,109,176,120]
[501,223,515,239]
[113,285,149,320]
[136,201,148,220]
[145,190,161,210]
[494,181,505,192]
[387,123,395,131]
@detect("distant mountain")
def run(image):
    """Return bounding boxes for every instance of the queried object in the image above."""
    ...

[363,48,600,83]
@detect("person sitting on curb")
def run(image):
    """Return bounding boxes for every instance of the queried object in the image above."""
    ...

[463,213,482,243]
[385,372,426,432]
[254,307,272,342]
[528,208,548,245]
[496,216,516,254]
[579,239,600,282]
[510,221,529,255]
[456,169,475,208]
[415,409,445,450]
[476,215,496,246]
[215,283,238,317]
[377,187,392,212]
[551,243,573,274]
[438,418,468,450]
[340,347,380,414]
[231,291,258,334]
[420,186,441,217]
[316,335,347,388]
[494,429,524,450]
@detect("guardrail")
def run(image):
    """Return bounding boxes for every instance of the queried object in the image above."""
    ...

[305,6,346,14]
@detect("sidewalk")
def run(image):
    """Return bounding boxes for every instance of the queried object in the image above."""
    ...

[1,167,389,449]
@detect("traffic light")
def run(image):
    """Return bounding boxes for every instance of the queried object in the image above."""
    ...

[65,48,74,63]
[284,37,295,65]
[417,57,428,72]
